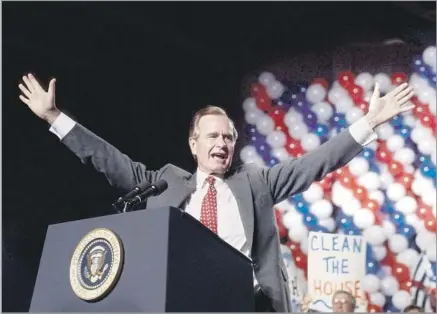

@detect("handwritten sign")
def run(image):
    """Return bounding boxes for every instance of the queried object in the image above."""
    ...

[307,232,367,312]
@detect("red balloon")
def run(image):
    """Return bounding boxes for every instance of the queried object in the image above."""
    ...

[396,172,414,190]
[288,241,301,253]
[338,71,355,88]
[416,201,433,220]
[425,217,437,233]
[421,114,436,130]
[294,251,307,270]
[413,102,430,118]
[348,84,364,103]
[364,199,381,213]
[251,83,266,97]
[334,167,351,179]
[392,72,408,85]
[393,262,410,283]
[388,160,404,177]
[376,144,392,164]
[368,304,382,312]
[285,136,304,156]
[318,176,333,191]
[400,280,412,292]
[381,246,396,266]
[357,100,369,113]
[353,185,369,202]
[255,95,272,111]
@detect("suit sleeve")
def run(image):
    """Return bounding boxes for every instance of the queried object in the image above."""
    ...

[258,128,365,204]
[52,113,161,191]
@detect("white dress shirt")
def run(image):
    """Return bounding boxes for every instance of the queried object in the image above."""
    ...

[49,112,378,264]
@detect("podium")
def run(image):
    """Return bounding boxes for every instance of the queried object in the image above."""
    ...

[30,206,255,312]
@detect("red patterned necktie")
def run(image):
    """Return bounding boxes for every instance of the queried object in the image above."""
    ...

[200,175,218,233]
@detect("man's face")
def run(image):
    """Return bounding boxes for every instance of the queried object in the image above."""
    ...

[332,293,354,313]
[189,114,235,174]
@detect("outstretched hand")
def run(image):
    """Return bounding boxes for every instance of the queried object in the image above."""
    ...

[365,82,415,129]
[18,73,60,123]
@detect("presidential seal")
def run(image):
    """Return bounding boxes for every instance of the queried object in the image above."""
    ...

[70,228,124,301]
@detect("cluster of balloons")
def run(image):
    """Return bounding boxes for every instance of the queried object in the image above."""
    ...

[241,45,436,312]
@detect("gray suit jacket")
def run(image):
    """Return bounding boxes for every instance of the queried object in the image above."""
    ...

[60,123,364,312]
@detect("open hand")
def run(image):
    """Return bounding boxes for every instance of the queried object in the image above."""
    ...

[18,73,60,123]
[365,82,415,129]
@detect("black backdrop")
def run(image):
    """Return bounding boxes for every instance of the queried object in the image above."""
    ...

[2,2,435,311]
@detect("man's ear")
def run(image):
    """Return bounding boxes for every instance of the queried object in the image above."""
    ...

[189,137,196,156]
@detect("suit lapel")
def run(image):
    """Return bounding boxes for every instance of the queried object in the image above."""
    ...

[225,171,254,244]
[166,173,197,209]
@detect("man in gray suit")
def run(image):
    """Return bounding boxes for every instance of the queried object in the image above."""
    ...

[18,73,414,312]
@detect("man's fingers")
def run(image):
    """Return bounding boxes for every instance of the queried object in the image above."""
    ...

[22,75,34,92]
[28,73,44,92]
[399,104,416,113]
[395,86,414,101]
[19,95,30,105]
[372,82,380,99]
[398,91,416,105]
[48,78,56,95]
[391,82,409,96]
[18,83,31,98]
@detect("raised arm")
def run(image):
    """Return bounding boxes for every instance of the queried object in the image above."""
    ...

[18,73,161,191]
[260,82,415,203]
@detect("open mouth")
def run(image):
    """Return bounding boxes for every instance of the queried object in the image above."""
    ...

[211,153,227,161]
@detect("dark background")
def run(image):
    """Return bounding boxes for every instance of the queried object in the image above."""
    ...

[2,1,435,311]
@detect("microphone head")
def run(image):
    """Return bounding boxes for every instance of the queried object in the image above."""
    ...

[152,179,168,195]
[137,180,152,191]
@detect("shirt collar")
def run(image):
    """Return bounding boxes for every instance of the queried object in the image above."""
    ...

[196,169,224,189]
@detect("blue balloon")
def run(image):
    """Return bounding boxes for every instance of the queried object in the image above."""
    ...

[339,215,354,229]
[361,148,375,161]
[331,113,347,128]
[390,114,404,127]
[366,259,380,275]
[315,123,329,139]
[296,200,310,215]
[303,213,318,227]
[292,194,305,203]
[369,162,380,174]
[391,211,406,227]
[384,301,399,313]
[345,226,361,236]
[303,110,318,129]
[397,125,411,140]
[381,203,395,215]
[420,162,436,179]
[268,156,280,167]
[313,226,330,233]
[397,223,416,240]
[431,261,436,277]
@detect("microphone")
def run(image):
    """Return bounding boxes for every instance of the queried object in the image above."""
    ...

[126,179,168,207]
[112,180,152,209]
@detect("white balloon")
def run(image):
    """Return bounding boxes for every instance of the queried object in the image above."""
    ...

[334,96,354,114]
[361,274,380,293]
[380,275,399,296]
[403,114,416,128]
[310,199,334,220]
[386,134,405,152]
[300,236,309,255]
[410,73,428,91]
[244,108,263,125]
[358,172,381,191]
[240,145,258,162]
[243,97,258,112]
[363,225,386,246]
[392,290,412,311]
[423,46,436,68]
[345,107,364,124]
[271,147,289,162]
[416,229,435,252]
[306,84,326,104]
[429,96,436,115]
[394,147,416,166]
[341,197,361,216]
[375,123,394,140]
[387,183,406,202]
[370,292,386,308]
[369,190,385,205]
[426,240,437,262]
[301,133,320,151]
[319,217,336,232]
[418,135,435,155]
[411,176,432,197]
[374,73,392,93]
[331,182,354,207]
[380,170,394,189]
[284,109,303,127]
[411,126,432,143]
[266,130,286,148]
[266,81,285,100]
[288,223,308,243]
[397,248,420,269]
[388,234,409,254]
[422,187,437,207]
[258,71,276,87]
[327,87,348,104]
[418,86,435,104]
[355,72,374,91]
[382,220,396,238]
[372,245,387,261]
[395,196,417,214]
[311,101,333,122]
[256,115,275,136]
[282,209,302,229]
[353,208,375,229]
[405,213,425,233]
[303,183,324,203]
[348,157,369,177]
[288,122,308,140]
